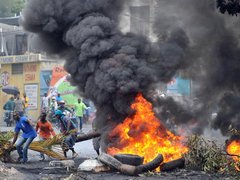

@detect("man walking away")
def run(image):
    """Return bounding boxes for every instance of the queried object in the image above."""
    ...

[41,93,49,113]
[74,98,87,132]
[11,112,37,163]
[36,112,56,161]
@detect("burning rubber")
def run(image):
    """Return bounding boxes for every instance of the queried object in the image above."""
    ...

[99,153,164,176]
[160,158,185,172]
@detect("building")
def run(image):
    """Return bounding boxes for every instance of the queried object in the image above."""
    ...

[0,21,63,122]
[120,0,157,41]
[0,53,60,121]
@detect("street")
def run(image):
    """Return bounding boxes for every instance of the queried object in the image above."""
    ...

[0,122,97,159]
[0,122,238,180]
[0,122,98,179]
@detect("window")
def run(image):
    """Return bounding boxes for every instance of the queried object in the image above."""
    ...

[16,34,28,55]
[130,6,150,37]
[12,63,23,74]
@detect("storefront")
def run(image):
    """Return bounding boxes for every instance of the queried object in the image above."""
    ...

[0,53,60,122]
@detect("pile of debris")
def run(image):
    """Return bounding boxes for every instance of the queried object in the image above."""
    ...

[0,161,25,179]
[77,153,184,176]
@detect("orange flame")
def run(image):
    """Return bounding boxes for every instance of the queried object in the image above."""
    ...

[107,93,188,164]
[226,140,240,171]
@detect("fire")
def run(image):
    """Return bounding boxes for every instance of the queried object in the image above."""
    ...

[226,140,240,171]
[107,93,188,164]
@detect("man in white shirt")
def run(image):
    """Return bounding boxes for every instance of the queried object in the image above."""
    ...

[41,93,49,113]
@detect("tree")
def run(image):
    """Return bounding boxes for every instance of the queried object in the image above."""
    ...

[11,0,26,16]
[0,0,25,17]
[217,0,240,16]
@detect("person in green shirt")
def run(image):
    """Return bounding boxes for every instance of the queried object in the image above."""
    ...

[74,98,87,132]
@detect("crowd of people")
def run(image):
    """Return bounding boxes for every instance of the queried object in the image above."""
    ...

[3,92,96,164]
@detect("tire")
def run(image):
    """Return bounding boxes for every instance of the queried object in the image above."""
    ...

[114,154,144,166]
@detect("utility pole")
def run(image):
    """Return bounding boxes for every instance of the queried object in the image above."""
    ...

[0,28,3,53]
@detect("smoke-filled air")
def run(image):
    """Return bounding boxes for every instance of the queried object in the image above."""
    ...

[22,0,240,141]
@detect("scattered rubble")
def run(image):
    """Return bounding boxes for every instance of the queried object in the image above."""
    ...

[78,159,110,172]
[0,161,26,179]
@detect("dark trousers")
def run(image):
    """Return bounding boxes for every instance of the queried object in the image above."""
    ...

[78,116,83,130]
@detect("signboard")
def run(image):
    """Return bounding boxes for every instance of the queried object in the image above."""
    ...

[40,70,52,96]
[49,66,78,107]
[24,63,37,82]
[24,84,38,109]
[0,54,39,64]
[50,66,67,86]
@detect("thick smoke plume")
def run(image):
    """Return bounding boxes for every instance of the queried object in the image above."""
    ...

[22,0,240,139]
[22,0,189,133]
[153,0,240,136]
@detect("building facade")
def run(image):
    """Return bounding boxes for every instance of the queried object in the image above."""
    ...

[0,53,60,121]
[120,0,157,41]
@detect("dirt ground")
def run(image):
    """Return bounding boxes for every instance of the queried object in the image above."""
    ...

[0,125,239,180]
[1,157,239,180]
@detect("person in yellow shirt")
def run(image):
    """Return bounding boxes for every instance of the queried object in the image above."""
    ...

[74,98,87,132]
[23,93,29,116]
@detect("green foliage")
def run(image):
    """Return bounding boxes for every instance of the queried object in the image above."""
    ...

[0,131,14,160]
[184,135,237,174]
[0,131,14,143]
[0,0,26,17]
[11,0,26,15]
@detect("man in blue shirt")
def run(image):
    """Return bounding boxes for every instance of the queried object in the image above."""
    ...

[56,93,63,105]
[11,112,37,163]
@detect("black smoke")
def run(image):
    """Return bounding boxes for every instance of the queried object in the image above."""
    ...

[22,0,240,139]
[22,0,189,134]
[153,0,240,136]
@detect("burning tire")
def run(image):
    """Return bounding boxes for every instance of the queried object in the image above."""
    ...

[114,154,144,166]
[160,158,185,172]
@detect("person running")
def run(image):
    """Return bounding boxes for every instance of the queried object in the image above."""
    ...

[54,110,78,159]
[36,112,56,161]
[11,112,37,164]
[74,98,88,132]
